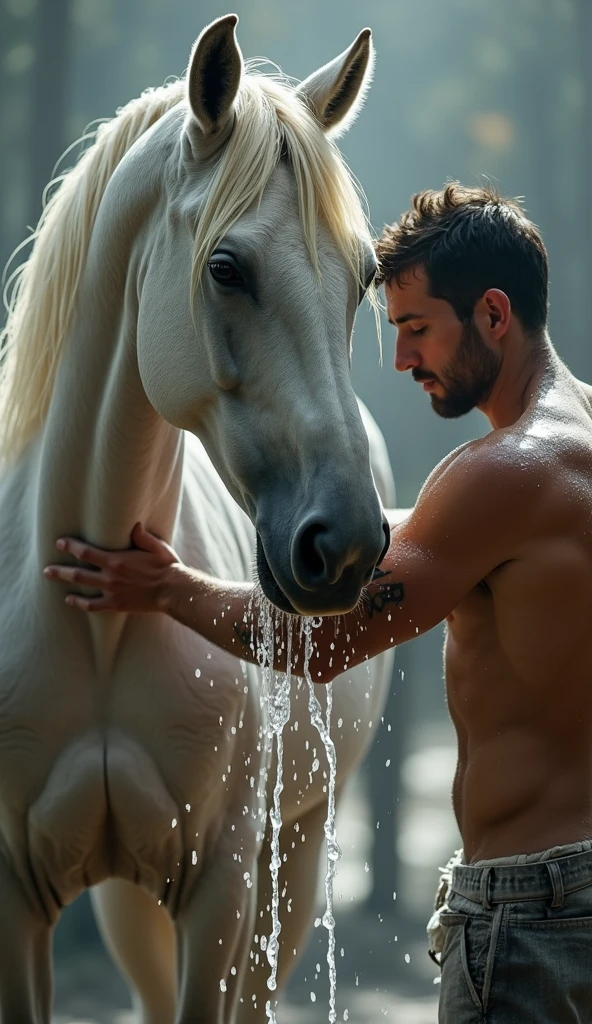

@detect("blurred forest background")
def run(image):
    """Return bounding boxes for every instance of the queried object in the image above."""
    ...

[1,0,591,1021]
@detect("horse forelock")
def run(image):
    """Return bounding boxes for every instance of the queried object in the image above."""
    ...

[189,66,375,312]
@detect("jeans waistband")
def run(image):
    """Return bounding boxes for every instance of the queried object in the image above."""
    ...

[451,848,592,909]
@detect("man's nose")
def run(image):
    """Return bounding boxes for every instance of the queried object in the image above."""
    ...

[394,337,421,373]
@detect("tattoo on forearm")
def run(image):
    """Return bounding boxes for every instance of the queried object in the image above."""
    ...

[367,582,404,617]
[233,623,251,646]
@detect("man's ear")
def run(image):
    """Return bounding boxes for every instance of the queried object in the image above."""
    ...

[480,289,512,339]
[187,14,243,136]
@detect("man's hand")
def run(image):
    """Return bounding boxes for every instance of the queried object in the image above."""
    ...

[44,522,180,613]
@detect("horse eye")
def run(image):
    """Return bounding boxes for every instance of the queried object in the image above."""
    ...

[208,260,244,286]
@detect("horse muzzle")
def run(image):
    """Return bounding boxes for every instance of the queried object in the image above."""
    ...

[255,514,390,616]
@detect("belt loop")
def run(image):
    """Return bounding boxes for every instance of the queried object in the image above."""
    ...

[547,861,565,909]
[480,866,492,910]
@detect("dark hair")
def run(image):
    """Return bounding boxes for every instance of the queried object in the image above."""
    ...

[374,183,549,334]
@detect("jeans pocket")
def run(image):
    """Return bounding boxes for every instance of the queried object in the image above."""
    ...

[440,909,500,1014]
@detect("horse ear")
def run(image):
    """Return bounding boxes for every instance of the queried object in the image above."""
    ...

[187,14,243,135]
[296,29,374,138]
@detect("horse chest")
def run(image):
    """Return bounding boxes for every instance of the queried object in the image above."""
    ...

[0,608,266,908]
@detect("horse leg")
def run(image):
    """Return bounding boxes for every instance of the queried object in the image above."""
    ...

[91,879,177,1024]
[0,853,53,1023]
[221,874,257,1024]
[175,832,259,1024]
[238,793,338,1024]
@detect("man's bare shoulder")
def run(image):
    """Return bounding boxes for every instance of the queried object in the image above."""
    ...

[419,429,547,514]
[423,410,591,552]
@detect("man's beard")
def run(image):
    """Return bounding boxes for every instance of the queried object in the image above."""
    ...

[414,319,501,419]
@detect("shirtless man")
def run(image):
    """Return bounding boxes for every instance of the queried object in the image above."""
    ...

[45,183,592,1022]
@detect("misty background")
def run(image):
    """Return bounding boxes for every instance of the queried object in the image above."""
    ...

[1,1,590,1020]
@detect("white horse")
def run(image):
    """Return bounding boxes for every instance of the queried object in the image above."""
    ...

[0,15,395,1023]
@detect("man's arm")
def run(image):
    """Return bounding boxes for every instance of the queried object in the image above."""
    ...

[44,443,542,682]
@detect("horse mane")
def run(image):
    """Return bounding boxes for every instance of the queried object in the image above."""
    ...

[0,80,186,465]
[0,65,375,466]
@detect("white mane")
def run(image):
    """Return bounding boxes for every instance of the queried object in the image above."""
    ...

[0,67,375,465]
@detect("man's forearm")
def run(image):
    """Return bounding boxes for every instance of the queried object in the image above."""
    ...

[158,563,272,665]
[44,525,408,682]
[157,560,406,685]
[158,564,371,682]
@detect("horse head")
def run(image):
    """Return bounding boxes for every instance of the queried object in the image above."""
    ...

[137,15,390,614]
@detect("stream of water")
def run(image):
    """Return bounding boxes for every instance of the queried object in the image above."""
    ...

[255,605,341,1023]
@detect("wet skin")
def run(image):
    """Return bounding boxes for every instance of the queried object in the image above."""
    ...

[385,270,592,861]
[46,268,592,862]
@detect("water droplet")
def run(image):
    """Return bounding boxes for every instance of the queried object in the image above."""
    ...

[171,818,177,829]
[220,979,227,992]
[194,668,201,678]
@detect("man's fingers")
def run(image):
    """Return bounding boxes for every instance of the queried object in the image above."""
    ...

[65,595,116,612]
[132,522,175,560]
[44,565,109,588]
[55,537,113,568]
[132,522,163,554]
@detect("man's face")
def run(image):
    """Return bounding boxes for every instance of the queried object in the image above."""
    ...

[385,266,501,418]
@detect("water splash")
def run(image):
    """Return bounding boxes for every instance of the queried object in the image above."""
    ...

[254,606,341,1024]
[302,617,341,1024]
[255,603,293,1024]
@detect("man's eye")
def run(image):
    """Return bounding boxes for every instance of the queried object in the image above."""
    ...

[412,326,427,336]
[208,260,244,286]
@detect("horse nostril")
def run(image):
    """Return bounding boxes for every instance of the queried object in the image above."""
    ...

[291,515,390,595]
[296,522,328,583]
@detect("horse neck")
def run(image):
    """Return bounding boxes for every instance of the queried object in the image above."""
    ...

[34,178,184,563]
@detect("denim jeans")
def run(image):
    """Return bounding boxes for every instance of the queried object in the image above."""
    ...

[438,842,592,1023]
